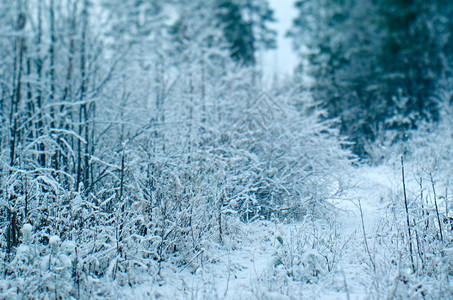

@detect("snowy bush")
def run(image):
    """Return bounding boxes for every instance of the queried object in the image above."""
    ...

[270,219,340,285]
[0,0,356,298]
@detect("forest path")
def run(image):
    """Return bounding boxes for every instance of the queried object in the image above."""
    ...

[333,164,399,234]
[213,165,402,299]
[327,163,400,297]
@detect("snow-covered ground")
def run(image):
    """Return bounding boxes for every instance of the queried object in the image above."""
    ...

[3,163,450,299]
[118,164,409,299]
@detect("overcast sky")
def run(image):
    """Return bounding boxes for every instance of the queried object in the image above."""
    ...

[262,0,298,79]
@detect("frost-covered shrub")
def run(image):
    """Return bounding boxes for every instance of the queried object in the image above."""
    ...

[270,219,340,285]
[0,226,75,298]
[13,224,34,268]
[39,235,73,298]
[353,162,453,299]
[0,0,354,297]
[213,88,354,222]
[292,251,326,283]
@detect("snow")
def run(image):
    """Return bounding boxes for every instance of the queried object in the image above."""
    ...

[3,159,451,298]
[21,224,33,245]
[131,162,451,299]
[113,164,412,299]
[334,164,396,234]
[2,1,452,298]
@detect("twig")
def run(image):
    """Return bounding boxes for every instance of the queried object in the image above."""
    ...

[429,172,443,241]
[413,219,423,269]
[224,254,231,297]
[342,268,351,300]
[401,156,415,272]
[445,182,449,218]
[179,249,204,273]
[419,176,429,231]
[358,199,376,273]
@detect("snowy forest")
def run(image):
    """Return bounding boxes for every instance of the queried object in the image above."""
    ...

[0,0,452,298]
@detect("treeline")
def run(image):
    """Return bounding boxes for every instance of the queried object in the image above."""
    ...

[0,1,351,297]
[290,0,453,157]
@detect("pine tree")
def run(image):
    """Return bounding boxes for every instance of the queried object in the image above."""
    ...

[290,0,453,156]
[215,0,255,65]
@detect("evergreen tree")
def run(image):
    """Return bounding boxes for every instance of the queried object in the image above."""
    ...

[290,0,453,156]
[237,0,277,54]
[214,0,276,66]
[289,0,381,155]
[215,0,255,65]
[377,0,446,124]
